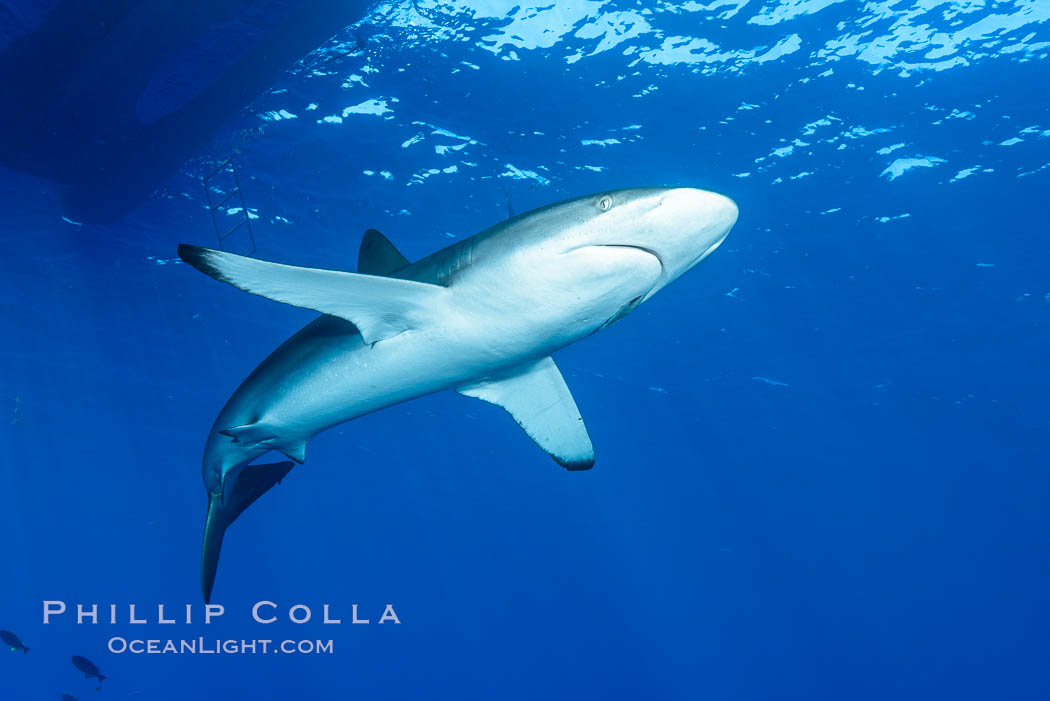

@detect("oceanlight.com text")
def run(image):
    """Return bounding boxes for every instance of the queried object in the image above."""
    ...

[107,637,335,655]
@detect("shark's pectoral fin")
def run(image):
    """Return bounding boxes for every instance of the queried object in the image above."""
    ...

[458,357,595,470]
[358,229,410,276]
[202,461,293,603]
[177,244,447,345]
[220,423,307,464]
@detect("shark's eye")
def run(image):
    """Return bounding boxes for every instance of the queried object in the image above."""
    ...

[597,195,613,211]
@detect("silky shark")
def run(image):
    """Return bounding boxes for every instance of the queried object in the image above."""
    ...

[178,186,738,602]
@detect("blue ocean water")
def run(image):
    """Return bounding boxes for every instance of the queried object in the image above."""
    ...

[2,1,1049,699]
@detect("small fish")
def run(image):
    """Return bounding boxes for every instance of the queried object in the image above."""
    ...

[71,655,106,683]
[61,694,78,701]
[0,630,29,653]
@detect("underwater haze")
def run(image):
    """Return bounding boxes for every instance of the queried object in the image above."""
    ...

[2,0,1050,699]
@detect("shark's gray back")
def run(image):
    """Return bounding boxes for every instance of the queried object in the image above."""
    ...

[393,194,597,287]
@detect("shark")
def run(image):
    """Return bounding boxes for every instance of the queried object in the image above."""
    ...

[178,186,738,602]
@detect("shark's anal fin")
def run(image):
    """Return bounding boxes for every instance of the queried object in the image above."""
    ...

[201,461,294,604]
[177,244,447,345]
[458,357,595,470]
[358,229,410,276]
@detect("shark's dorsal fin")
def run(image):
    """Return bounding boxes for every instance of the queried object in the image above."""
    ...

[504,186,516,219]
[458,357,595,470]
[358,229,410,276]
[178,244,448,345]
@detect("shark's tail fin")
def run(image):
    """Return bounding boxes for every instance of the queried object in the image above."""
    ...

[201,461,294,603]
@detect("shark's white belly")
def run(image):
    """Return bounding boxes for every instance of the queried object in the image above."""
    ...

[212,243,661,472]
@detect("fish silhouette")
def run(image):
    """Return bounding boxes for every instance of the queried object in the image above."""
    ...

[0,630,29,653]
[61,694,78,701]
[71,655,106,682]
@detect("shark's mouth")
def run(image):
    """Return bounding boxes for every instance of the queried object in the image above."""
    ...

[592,244,664,330]
[599,244,667,305]
[563,243,664,321]
[600,244,665,274]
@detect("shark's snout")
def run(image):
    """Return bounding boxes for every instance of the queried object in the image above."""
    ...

[633,187,738,294]
[658,187,738,235]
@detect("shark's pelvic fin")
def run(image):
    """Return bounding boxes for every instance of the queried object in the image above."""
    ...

[220,423,307,464]
[177,244,448,345]
[201,461,293,603]
[458,357,595,470]
[220,423,276,446]
[358,229,410,276]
